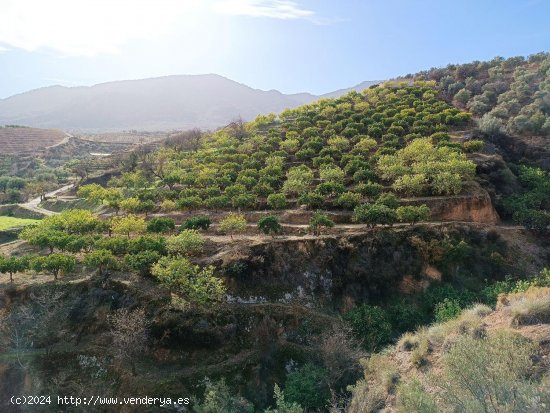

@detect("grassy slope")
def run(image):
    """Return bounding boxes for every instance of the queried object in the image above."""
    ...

[0,216,39,230]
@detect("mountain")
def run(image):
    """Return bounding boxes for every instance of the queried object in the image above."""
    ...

[320,80,382,98]
[0,75,378,133]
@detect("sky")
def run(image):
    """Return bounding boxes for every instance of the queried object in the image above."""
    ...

[1,0,549,99]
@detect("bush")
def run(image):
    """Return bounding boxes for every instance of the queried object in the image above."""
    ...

[181,215,212,231]
[344,304,392,351]
[151,257,225,304]
[335,191,362,209]
[353,203,397,227]
[284,363,330,410]
[463,139,485,152]
[434,298,462,322]
[298,192,325,209]
[354,181,383,197]
[257,215,282,237]
[375,192,400,209]
[267,193,287,210]
[396,379,437,413]
[147,217,175,233]
[195,379,253,413]
[396,205,431,224]
[167,230,204,256]
[308,212,334,235]
[124,250,161,276]
[84,249,118,276]
[219,213,247,239]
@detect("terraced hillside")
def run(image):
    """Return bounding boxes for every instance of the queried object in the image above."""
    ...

[0,126,68,154]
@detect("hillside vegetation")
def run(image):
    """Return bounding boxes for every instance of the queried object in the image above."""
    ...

[413,52,550,137]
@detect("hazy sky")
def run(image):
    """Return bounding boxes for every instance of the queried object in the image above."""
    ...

[1,0,549,98]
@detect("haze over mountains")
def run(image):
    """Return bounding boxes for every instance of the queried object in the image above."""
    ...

[0,75,380,132]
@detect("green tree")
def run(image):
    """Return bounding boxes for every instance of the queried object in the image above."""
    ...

[353,203,397,227]
[284,363,330,410]
[336,191,362,209]
[32,253,76,280]
[111,215,146,238]
[396,205,431,225]
[267,193,287,210]
[167,230,204,256]
[146,217,176,233]
[84,249,118,276]
[344,304,392,351]
[151,257,225,304]
[0,255,29,282]
[308,212,335,235]
[257,215,282,237]
[182,216,212,231]
[124,250,161,276]
[219,213,247,240]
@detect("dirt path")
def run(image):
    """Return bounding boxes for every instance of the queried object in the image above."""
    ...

[20,183,74,216]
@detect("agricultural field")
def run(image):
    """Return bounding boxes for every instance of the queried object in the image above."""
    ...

[0,216,39,230]
[0,126,68,154]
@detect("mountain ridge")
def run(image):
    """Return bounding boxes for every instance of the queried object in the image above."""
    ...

[0,74,380,132]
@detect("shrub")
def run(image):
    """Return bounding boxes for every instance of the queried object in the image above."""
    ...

[434,298,462,322]
[147,217,176,233]
[344,304,392,351]
[354,181,383,197]
[396,205,431,224]
[267,193,287,210]
[284,363,330,410]
[308,212,334,235]
[298,192,325,209]
[462,139,485,152]
[436,330,541,412]
[167,230,204,256]
[264,385,302,413]
[124,250,161,276]
[335,191,362,209]
[127,235,167,255]
[375,192,400,209]
[219,213,247,239]
[396,379,437,413]
[353,203,397,227]
[181,215,211,231]
[257,215,282,237]
[84,249,118,276]
[151,257,225,304]
[195,379,253,413]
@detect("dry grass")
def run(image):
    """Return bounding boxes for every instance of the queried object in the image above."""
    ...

[507,287,550,326]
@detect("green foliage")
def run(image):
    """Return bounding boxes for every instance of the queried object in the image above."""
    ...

[267,193,287,209]
[124,250,161,276]
[434,298,462,322]
[396,379,437,413]
[437,330,542,412]
[0,255,29,282]
[396,205,431,224]
[345,304,392,351]
[151,257,225,304]
[462,139,485,152]
[94,236,129,255]
[335,191,362,209]
[219,213,247,238]
[146,217,176,233]
[32,253,76,280]
[195,379,254,413]
[111,215,146,238]
[264,385,303,413]
[181,215,212,231]
[375,192,400,209]
[257,215,282,236]
[84,249,118,275]
[284,363,330,410]
[167,230,204,256]
[308,212,334,235]
[501,166,550,231]
[353,203,397,227]
[377,138,475,195]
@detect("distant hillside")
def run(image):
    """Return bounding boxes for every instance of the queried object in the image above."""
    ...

[0,75,384,133]
[0,126,68,154]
